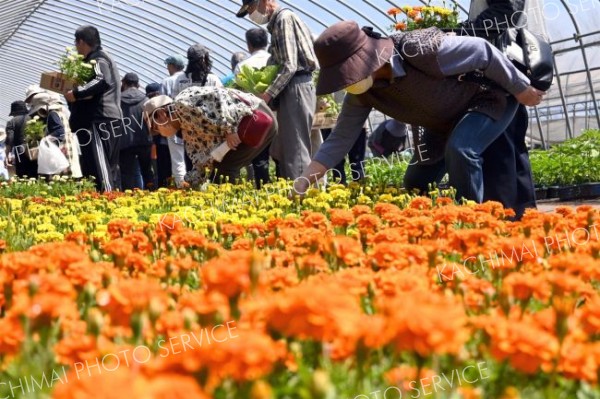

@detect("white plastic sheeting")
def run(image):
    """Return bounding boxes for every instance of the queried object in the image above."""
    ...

[0,0,599,144]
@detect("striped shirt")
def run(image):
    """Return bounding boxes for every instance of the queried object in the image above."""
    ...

[266,7,318,98]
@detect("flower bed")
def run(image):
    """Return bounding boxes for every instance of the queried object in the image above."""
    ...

[0,180,599,398]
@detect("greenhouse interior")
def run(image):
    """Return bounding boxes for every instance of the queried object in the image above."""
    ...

[0,1,599,399]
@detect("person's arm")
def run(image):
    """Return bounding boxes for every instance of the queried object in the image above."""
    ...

[265,11,299,100]
[5,119,15,150]
[437,35,530,96]
[46,112,65,139]
[294,94,371,194]
[73,58,110,99]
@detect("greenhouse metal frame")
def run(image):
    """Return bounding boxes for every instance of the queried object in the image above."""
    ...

[1,0,599,147]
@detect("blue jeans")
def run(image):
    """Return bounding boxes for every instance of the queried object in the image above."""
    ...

[405,96,519,203]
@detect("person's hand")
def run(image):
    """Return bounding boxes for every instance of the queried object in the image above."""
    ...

[226,133,241,150]
[5,153,14,168]
[64,91,76,103]
[515,86,545,106]
[259,92,272,104]
[292,177,310,199]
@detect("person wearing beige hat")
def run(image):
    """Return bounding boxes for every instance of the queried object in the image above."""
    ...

[295,21,545,219]
[27,93,82,178]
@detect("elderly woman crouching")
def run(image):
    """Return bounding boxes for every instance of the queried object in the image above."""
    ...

[143,86,277,187]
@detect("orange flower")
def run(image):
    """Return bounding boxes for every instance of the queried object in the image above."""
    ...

[97,279,169,328]
[202,250,256,298]
[387,7,402,16]
[331,236,364,267]
[370,243,428,270]
[395,22,407,31]
[385,365,437,393]
[329,209,354,227]
[0,315,24,355]
[265,282,363,342]
[356,214,381,233]
[477,310,560,374]
[378,291,469,356]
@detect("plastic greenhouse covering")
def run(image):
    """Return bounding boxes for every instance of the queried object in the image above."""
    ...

[1,0,599,146]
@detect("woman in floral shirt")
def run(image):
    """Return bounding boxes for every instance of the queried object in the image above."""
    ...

[143,86,277,187]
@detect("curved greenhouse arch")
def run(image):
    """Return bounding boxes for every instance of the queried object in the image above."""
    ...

[0,0,598,146]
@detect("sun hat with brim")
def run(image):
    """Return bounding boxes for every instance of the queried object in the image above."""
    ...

[9,101,28,117]
[236,0,258,18]
[25,84,47,103]
[28,93,52,116]
[143,95,174,125]
[314,21,395,96]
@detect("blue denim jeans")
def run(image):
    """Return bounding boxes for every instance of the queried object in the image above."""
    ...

[404,96,519,203]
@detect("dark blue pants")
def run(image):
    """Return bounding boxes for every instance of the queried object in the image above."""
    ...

[482,104,536,219]
[404,97,536,219]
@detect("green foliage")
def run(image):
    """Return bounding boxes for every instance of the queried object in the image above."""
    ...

[530,129,600,187]
[234,65,280,95]
[56,47,95,86]
[0,177,96,198]
[23,117,46,147]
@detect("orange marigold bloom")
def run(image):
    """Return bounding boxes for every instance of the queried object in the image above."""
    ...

[332,236,364,267]
[578,294,600,336]
[370,243,428,270]
[52,367,209,399]
[107,219,134,239]
[351,204,372,217]
[558,335,600,383]
[97,279,169,328]
[408,196,432,210]
[395,22,407,31]
[502,272,551,302]
[0,315,24,355]
[477,310,560,374]
[378,291,469,356]
[265,282,363,341]
[387,7,402,15]
[10,274,79,323]
[385,365,436,393]
[202,250,255,298]
[356,214,381,232]
[329,208,354,227]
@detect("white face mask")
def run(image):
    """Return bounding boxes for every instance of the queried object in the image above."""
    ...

[249,9,269,25]
[345,76,374,95]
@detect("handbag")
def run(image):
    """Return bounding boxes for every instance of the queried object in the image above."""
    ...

[496,28,554,91]
[234,93,274,149]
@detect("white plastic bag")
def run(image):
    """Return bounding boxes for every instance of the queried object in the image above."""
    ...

[37,136,69,175]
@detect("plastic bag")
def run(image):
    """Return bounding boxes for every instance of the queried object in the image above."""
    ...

[37,136,69,175]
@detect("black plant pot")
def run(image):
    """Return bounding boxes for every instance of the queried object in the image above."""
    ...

[547,186,561,199]
[535,187,548,200]
[558,185,582,201]
[579,182,600,199]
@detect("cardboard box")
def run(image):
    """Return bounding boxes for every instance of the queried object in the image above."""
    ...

[40,72,76,95]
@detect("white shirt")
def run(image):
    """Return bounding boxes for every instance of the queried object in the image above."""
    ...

[161,71,192,99]
[234,49,271,75]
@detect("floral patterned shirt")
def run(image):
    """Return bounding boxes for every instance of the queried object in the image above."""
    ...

[173,86,257,186]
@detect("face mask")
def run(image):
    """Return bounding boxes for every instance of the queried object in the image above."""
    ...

[249,9,269,25]
[345,76,374,95]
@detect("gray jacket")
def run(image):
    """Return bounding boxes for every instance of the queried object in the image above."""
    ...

[69,47,123,129]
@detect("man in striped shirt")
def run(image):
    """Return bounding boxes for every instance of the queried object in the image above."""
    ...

[236,0,318,180]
